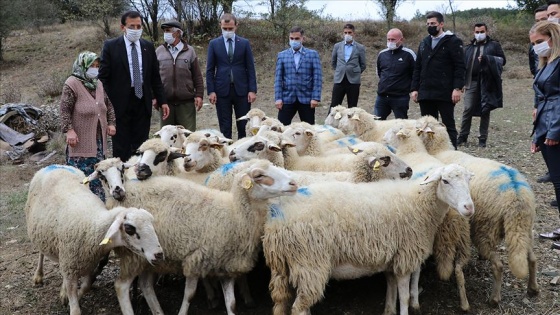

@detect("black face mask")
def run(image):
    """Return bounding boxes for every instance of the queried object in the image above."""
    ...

[427,25,439,36]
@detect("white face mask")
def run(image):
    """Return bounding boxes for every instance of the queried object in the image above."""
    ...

[222,30,235,40]
[125,28,143,42]
[548,17,560,24]
[86,67,98,79]
[387,41,398,50]
[344,34,353,42]
[163,32,175,45]
[534,40,552,57]
[474,33,486,42]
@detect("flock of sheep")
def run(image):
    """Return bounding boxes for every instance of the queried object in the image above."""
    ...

[24,106,539,315]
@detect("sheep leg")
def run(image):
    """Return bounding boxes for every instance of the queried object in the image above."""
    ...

[115,276,137,315]
[396,273,411,315]
[138,271,164,315]
[488,251,503,307]
[178,276,198,315]
[269,269,292,315]
[526,249,539,297]
[220,277,237,315]
[77,275,93,299]
[202,277,220,309]
[454,262,470,312]
[237,274,256,307]
[33,253,44,285]
[63,276,81,315]
[290,270,327,315]
[383,272,398,315]
[409,268,421,313]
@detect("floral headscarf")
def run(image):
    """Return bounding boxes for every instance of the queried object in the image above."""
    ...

[71,51,99,90]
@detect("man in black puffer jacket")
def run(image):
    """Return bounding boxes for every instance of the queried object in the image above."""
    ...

[411,11,466,149]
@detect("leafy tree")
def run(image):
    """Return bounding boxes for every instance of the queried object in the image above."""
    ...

[259,0,321,39]
[49,0,127,37]
[128,0,168,42]
[371,0,408,29]
[514,0,547,13]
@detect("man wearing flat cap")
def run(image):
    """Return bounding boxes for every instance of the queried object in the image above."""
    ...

[155,20,204,131]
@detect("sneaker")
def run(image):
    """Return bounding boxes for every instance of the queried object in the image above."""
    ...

[457,136,467,147]
[552,200,558,207]
[537,173,551,183]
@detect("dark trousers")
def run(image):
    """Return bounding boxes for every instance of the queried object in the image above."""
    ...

[278,100,315,125]
[330,76,360,108]
[539,139,560,215]
[374,94,410,119]
[161,100,196,132]
[460,80,490,141]
[216,85,250,139]
[112,90,151,162]
[419,99,458,149]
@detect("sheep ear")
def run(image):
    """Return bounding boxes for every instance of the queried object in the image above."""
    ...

[420,167,443,185]
[348,146,363,155]
[334,112,342,120]
[123,162,134,169]
[396,129,409,138]
[153,131,161,137]
[168,152,187,161]
[304,129,314,137]
[281,139,295,148]
[351,113,360,121]
[100,213,125,246]
[84,170,99,184]
[182,129,193,137]
[220,137,233,145]
[268,143,282,152]
[237,114,249,121]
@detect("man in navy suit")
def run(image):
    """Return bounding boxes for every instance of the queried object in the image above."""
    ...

[206,13,257,140]
[274,26,323,125]
[99,11,169,162]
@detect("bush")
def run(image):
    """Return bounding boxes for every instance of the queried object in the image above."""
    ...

[0,82,22,103]
[38,72,68,98]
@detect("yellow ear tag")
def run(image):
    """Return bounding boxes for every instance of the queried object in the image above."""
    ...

[352,148,360,153]
[373,160,381,171]
[241,178,253,190]
[82,177,90,184]
[99,238,111,245]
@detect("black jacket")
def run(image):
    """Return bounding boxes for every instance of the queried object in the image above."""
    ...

[464,37,506,89]
[411,32,466,102]
[528,44,538,77]
[376,45,416,96]
[98,36,167,119]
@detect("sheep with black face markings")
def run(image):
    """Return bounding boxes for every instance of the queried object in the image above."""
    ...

[25,164,163,315]
[94,159,298,315]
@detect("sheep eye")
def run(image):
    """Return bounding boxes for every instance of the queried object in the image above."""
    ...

[295,132,301,136]
[442,179,449,184]
[124,223,136,236]
[261,117,267,121]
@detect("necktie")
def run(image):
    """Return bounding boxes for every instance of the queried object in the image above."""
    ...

[227,38,233,62]
[131,42,143,99]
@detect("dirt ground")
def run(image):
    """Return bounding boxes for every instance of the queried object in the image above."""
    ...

[1,23,560,315]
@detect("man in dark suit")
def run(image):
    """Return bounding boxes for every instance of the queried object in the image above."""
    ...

[98,11,169,163]
[330,23,366,110]
[206,13,257,140]
[274,26,323,125]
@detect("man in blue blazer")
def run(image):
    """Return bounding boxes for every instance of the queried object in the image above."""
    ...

[274,26,323,125]
[206,13,257,139]
[99,11,169,163]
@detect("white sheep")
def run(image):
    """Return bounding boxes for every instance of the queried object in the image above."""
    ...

[25,164,163,315]
[282,122,325,156]
[228,127,290,168]
[324,105,347,129]
[263,164,475,315]
[416,115,540,305]
[153,124,190,149]
[96,159,297,315]
[383,125,472,311]
[237,108,285,135]
[337,107,415,142]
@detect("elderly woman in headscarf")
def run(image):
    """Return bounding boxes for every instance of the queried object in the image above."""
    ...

[60,51,116,201]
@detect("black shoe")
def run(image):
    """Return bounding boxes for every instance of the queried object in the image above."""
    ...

[552,200,558,207]
[552,242,560,250]
[537,172,551,183]
[478,140,486,148]
[457,137,467,147]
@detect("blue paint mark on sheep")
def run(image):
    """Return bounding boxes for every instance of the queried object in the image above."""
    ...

[297,187,311,196]
[269,204,285,219]
[43,165,79,174]
[412,170,428,180]
[347,136,358,145]
[490,166,530,193]
[321,124,337,134]
[219,161,239,175]
[386,145,396,153]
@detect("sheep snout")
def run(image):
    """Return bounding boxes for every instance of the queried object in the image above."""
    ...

[136,164,152,180]
[400,167,413,179]
[112,186,126,201]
